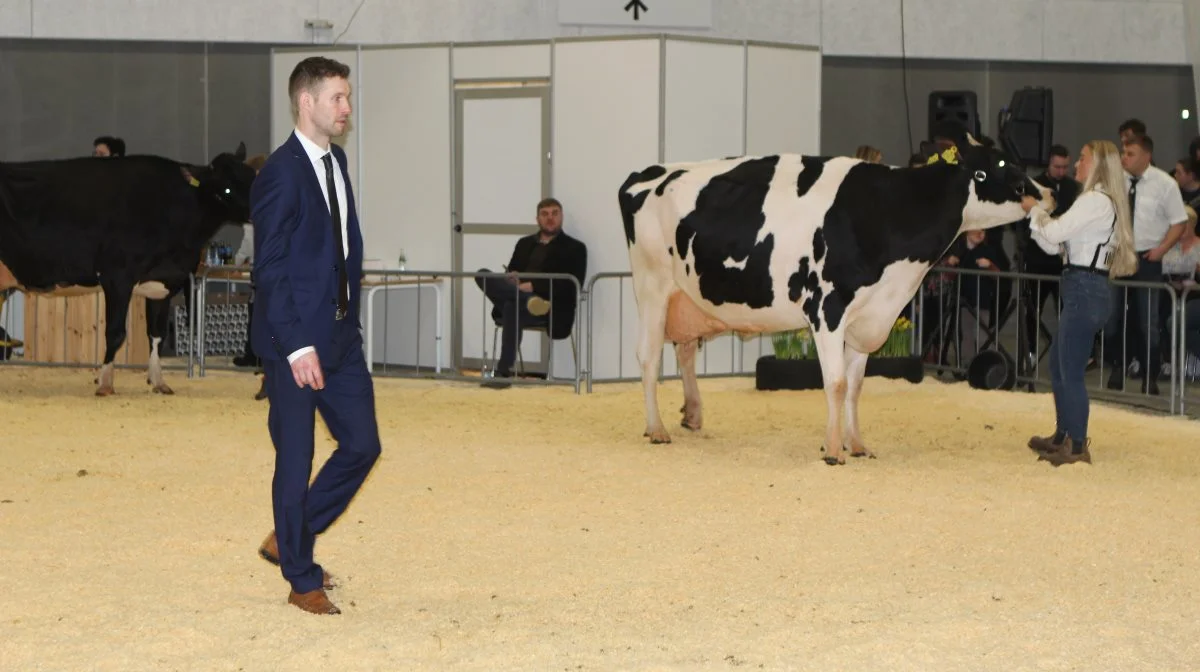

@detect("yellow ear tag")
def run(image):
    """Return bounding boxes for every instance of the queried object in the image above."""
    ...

[188,176,200,187]
[925,146,960,166]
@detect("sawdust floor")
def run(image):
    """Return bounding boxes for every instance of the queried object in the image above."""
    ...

[2,365,1200,671]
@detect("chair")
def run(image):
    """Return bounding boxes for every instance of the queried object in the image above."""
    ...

[488,320,579,380]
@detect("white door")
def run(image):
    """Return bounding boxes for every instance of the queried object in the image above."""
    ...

[452,84,551,374]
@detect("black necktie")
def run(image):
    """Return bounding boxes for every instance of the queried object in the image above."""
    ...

[1128,175,1139,227]
[322,153,349,320]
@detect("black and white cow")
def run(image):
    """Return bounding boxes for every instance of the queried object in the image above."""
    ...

[618,137,1053,465]
[0,143,255,395]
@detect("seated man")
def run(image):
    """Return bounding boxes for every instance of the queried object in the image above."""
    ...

[474,197,587,379]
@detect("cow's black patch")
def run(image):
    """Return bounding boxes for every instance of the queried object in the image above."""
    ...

[795,156,828,197]
[812,227,826,263]
[655,169,687,196]
[685,263,690,276]
[677,156,780,309]
[618,165,668,246]
[803,285,824,331]
[814,161,973,332]
[667,246,673,256]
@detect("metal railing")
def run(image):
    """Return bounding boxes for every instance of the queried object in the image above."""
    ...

[584,272,771,392]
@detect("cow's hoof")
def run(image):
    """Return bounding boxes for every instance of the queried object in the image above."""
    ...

[644,430,672,444]
[681,418,702,431]
[152,384,174,395]
[95,386,115,397]
[850,448,876,459]
[822,455,845,466]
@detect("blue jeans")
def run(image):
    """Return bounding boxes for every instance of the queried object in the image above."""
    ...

[1050,268,1113,441]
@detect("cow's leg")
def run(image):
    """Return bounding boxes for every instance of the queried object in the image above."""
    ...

[96,279,134,396]
[144,296,174,395]
[813,330,849,465]
[634,282,672,444]
[843,344,874,459]
[676,339,702,431]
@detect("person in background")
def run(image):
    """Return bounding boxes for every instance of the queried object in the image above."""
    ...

[1025,139,1138,465]
[1163,205,1200,377]
[474,198,587,382]
[1118,119,1146,146]
[234,154,268,381]
[1174,157,1200,206]
[1102,134,1189,394]
[92,136,125,157]
[1016,144,1078,372]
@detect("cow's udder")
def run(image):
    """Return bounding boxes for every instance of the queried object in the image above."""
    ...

[665,290,729,344]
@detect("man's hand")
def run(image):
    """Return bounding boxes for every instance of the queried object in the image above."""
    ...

[518,281,533,292]
[291,351,325,390]
[1143,248,1165,262]
[976,258,994,269]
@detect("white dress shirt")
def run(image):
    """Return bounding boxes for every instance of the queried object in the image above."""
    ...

[287,128,351,364]
[1126,165,1189,252]
[1028,186,1117,271]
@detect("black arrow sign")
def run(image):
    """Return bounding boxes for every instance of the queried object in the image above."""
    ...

[624,0,648,20]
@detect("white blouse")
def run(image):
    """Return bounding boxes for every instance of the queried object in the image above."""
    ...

[1028,186,1117,271]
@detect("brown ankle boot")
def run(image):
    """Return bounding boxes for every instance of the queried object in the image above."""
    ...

[1044,436,1092,466]
[1028,431,1065,456]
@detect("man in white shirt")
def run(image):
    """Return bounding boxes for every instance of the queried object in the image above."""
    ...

[1103,134,1189,394]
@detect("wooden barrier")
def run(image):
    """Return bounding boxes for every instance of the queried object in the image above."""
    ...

[22,291,150,366]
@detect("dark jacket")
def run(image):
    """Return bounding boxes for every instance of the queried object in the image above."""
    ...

[508,231,587,339]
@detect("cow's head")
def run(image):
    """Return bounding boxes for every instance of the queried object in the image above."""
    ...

[182,142,256,223]
[931,135,1054,231]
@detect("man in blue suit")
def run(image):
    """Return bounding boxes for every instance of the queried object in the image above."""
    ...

[249,56,381,615]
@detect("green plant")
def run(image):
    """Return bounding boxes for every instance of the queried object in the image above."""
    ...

[770,316,914,360]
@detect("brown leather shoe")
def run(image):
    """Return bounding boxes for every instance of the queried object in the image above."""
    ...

[288,588,341,615]
[258,531,336,589]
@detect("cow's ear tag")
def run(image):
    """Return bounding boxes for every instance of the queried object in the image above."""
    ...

[939,147,959,165]
[188,176,200,187]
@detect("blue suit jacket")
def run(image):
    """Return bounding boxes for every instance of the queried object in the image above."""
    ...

[249,132,364,365]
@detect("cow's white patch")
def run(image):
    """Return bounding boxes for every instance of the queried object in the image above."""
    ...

[841,259,928,353]
[723,256,747,270]
[960,183,1034,233]
[133,281,169,299]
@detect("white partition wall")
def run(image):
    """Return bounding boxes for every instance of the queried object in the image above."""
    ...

[360,45,451,372]
[266,35,822,385]
[659,37,748,378]
[551,36,662,384]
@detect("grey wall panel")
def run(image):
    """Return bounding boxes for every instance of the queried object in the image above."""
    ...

[821,56,1198,169]
[205,43,272,161]
[0,38,270,166]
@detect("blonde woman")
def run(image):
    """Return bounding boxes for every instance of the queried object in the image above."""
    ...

[1022,140,1137,465]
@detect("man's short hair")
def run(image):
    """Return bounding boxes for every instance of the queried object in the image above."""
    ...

[1048,144,1069,159]
[536,197,562,212]
[93,136,125,156]
[1119,118,1146,136]
[1124,133,1154,154]
[1180,157,1200,178]
[288,56,351,108]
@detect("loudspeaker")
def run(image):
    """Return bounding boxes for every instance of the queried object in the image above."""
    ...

[998,87,1053,166]
[928,91,981,142]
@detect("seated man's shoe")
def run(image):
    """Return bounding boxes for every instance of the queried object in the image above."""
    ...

[258,531,336,589]
[288,588,341,615]
[1106,367,1124,391]
[526,296,551,317]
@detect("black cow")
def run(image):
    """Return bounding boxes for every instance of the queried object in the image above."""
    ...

[0,143,255,395]
[619,136,1054,464]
